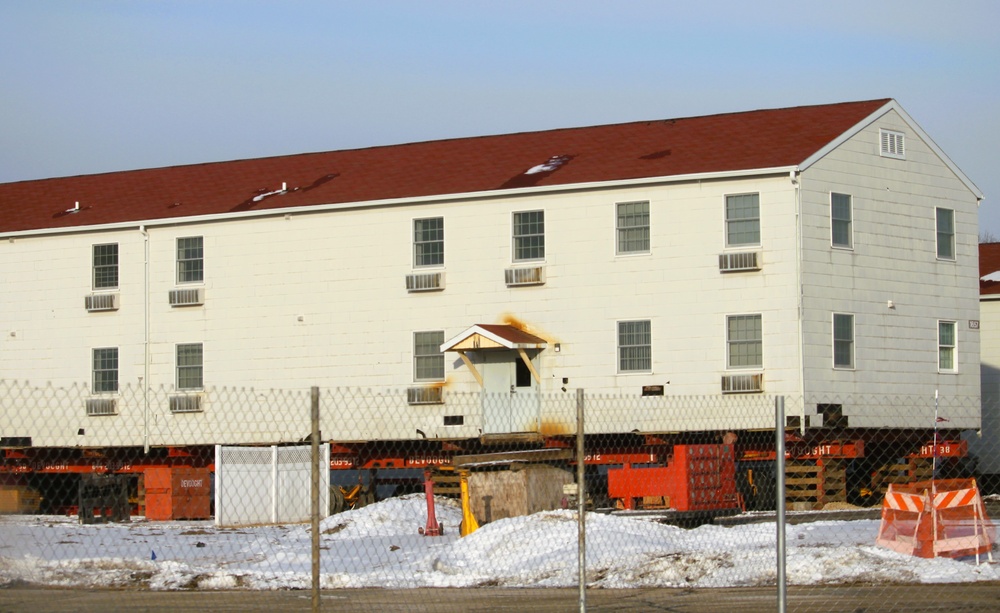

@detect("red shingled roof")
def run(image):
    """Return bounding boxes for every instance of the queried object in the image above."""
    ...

[0,99,891,234]
[474,324,548,347]
[980,243,1000,295]
[440,324,548,352]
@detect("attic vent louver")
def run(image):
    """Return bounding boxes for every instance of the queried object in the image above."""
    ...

[880,129,905,159]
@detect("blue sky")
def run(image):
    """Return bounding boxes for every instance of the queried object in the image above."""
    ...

[2,1,998,234]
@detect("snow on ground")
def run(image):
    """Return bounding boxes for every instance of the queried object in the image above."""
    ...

[1,493,998,590]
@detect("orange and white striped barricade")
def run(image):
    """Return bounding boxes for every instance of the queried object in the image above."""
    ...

[875,483,933,558]
[876,479,995,563]
[930,479,995,564]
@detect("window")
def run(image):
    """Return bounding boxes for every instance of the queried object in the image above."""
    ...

[413,217,444,268]
[831,193,853,249]
[515,358,532,387]
[176,343,204,390]
[727,314,762,368]
[936,208,955,260]
[616,201,650,254]
[513,210,544,261]
[880,129,905,159]
[725,193,760,247]
[92,347,119,393]
[413,331,445,381]
[618,320,651,373]
[938,321,956,372]
[93,244,119,289]
[177,237,204,284]
[833,313,855,369]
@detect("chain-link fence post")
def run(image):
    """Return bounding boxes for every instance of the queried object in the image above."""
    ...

[576,387,586,613]
[776,395,786,613]
[311,386,321,613]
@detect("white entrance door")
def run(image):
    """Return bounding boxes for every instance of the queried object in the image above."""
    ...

[481,351,539,434]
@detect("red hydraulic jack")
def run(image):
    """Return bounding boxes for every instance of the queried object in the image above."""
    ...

[418,468,441,536]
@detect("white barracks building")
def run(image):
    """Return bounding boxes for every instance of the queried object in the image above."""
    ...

[0,99,984,449]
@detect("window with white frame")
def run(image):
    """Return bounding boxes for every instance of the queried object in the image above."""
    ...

[617,320,651,373]
[93,244,119,289]
[831,193,853,249]
[616,201,650,254]
[618,319,653,372]
[880,129,905,159]
[92,347,119,393]
[833,313,855,369]
[176,343,204,390]
[938,321,956,372]
[512,210,545,261]
[936,207,955,260]
[727,314,762,368]
[177,236,204,284]
[413,331,445,381]
[725,193,760,247]
[413,217,444,268]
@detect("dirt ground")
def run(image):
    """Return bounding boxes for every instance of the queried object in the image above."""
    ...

[2,584,1000,613]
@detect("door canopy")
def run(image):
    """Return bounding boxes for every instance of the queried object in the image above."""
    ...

[440,324,548,388]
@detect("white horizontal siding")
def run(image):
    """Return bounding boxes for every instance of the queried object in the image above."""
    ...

[798,109,980,423]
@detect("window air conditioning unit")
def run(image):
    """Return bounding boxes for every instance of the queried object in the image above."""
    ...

[719,251,760,272]
[505,266,545,287]
[86,398,117,416]
[721,373,764,394]
[407,387,444,405]
[85,293,120,312]
[169,288,204,307]
[169,395,203,413]
[405,272,444,292]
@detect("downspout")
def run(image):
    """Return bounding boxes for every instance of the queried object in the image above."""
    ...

[140,225,150,453]
[791,170,806,434]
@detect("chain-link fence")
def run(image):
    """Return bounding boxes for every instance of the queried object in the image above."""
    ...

[1,380,998,611]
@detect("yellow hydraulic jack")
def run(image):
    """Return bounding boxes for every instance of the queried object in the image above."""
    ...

[458,468,480,537]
